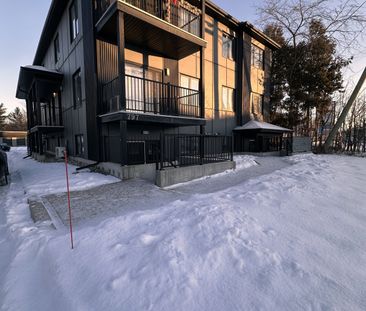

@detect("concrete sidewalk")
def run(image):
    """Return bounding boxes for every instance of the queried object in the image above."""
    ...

[41,157,292,227]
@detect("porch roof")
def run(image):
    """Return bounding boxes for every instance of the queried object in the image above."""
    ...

[234,120,293,133]
[16,65,64,100]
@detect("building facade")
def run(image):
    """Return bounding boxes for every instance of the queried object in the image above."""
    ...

[16,0,282,167]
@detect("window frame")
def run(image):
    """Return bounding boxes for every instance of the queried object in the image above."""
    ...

[222,33,234,60]
[222,86,235,111]
[54,34,61,64]
[69,0,79,43]
[180,74,200,91]
[251,44,264,69]
[72,69,82,109]
[251,92,264,115]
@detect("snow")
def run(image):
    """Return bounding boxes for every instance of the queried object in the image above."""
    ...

[10,147,119,196]
[234,154,258,170]
[1,148,366,310]
[165,154,259,189]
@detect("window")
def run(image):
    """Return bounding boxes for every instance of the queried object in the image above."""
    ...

[72,69,82,108]
[251,44,264,69]
[222,33,234,60]
[251,93,264,115]
[75,134,84,156]
[180,74,199,91]
[222,86,235,111]
[54,34,61,63]
[69,1,79,42]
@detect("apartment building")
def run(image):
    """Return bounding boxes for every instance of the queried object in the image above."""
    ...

[16,0,288,176]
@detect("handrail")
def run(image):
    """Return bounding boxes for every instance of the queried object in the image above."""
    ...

[102,75,199,94]
[101,74,201,117]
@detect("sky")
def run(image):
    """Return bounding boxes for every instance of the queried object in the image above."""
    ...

[0,0,364,113]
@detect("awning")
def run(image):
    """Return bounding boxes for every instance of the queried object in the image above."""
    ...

[234,120,293,133]
[16,65,64,100]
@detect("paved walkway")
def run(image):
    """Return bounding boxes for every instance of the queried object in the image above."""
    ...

[42,157,292,227]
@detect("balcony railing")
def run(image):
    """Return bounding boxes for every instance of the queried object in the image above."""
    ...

[95,0,201,37]
[101,75,201,118]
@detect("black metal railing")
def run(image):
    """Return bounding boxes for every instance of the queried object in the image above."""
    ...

[159,134,233,169]
[103,134,233,167]
[101,75,201,118]
[95,0,201,37]
[116,134,233,168]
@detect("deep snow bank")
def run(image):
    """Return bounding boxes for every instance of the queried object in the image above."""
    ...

[1,151,366,311]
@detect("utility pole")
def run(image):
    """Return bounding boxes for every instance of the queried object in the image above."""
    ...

[324,67,366,153]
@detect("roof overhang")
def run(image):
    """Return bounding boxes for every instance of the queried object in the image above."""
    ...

[16,66,64,100]
[96,1,207,60]
[242,22,281,50]
[234,120,293,133]
[30,125,64,134]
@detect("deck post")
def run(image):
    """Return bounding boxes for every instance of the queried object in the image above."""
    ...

[120,121,127,166]
[117,11,126,111]
[199,0,206,163]
[199,0,206,122]
[117,11,128,166]
[160,132,164,170]
[236,28,244,126]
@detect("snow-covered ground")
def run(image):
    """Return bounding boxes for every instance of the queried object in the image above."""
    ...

[1,148,366,310]
[10,147,119,196]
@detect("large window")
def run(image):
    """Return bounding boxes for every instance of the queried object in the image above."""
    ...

[73,69,82,109]
[251,93,264,115]
[54,34,61,64]
[222,86,235,111]
[251,44,264,69]
[180,74,199,91]
[69,0,79,42]
[75,134,84,156]
[222,33,234,60]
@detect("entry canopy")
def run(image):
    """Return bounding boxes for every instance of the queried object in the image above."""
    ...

[16,65,64,100]
[234,120,293,133]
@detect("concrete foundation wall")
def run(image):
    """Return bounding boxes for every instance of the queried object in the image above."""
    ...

[156,161,236,188]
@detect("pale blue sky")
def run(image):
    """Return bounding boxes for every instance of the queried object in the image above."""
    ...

[0,0,258,113]
[0,0,364,113]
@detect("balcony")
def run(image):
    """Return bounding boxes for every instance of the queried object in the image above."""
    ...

[96,0,201,35]
[95,0,206,60]
[100,75,204,125]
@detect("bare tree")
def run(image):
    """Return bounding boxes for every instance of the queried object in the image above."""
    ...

[257,0,366,55]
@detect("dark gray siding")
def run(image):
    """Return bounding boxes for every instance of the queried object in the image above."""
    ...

[39,0,88,158]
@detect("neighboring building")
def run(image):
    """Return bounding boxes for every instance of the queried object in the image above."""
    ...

[0,131,28,147]
[16,0,287,174]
